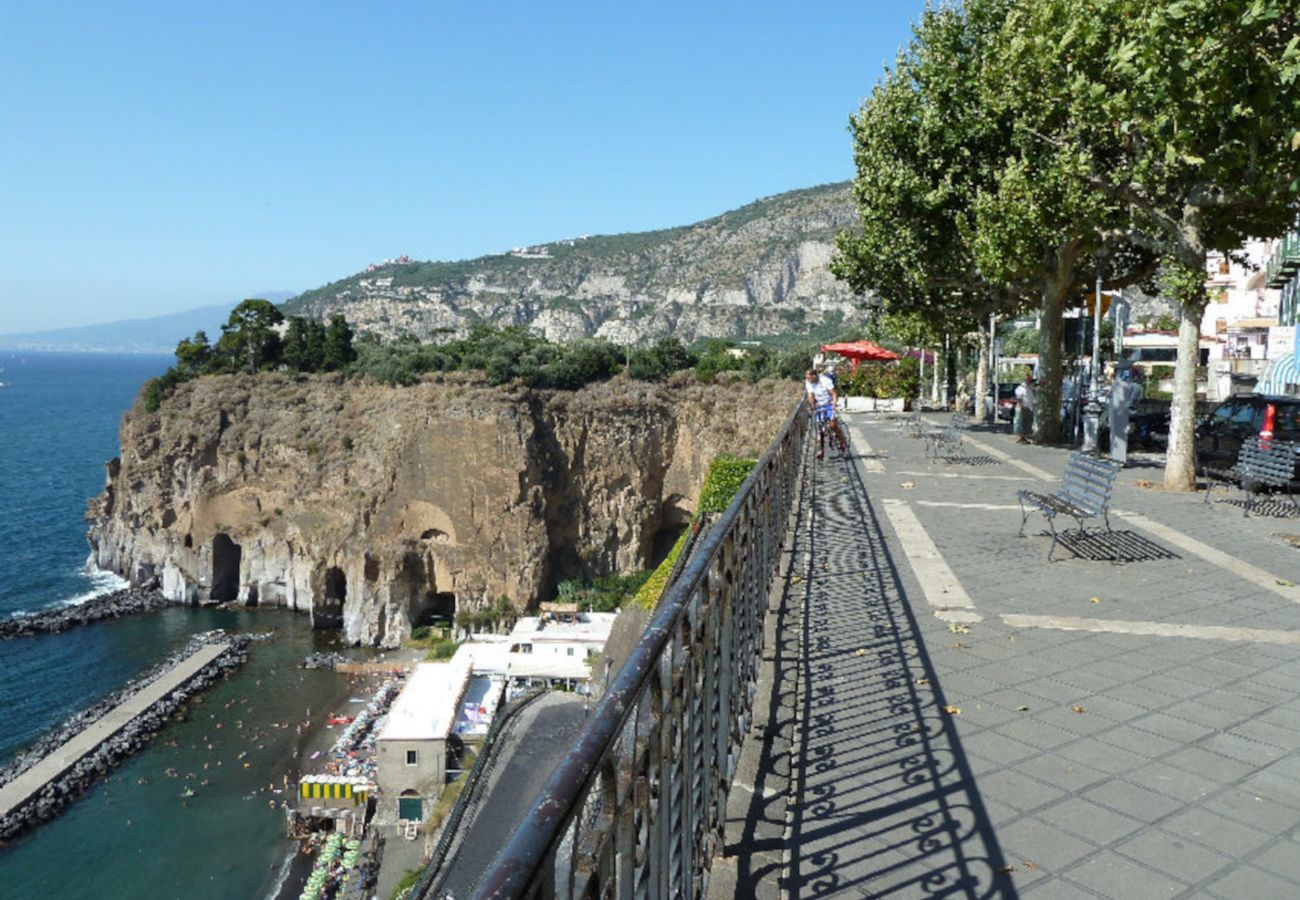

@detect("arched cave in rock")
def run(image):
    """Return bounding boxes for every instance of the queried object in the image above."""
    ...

[414,592,457,628]
[393,552,456,628]
[211,533,241,602]
[324,566,347,603]
[650,498,694,568]
[312,566,347,631]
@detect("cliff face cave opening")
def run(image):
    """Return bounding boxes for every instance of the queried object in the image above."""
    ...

[413,592,457,628]
[211,533,241,602]
[394,552,456,628]
[649,499,694,569]
[312,566,347,631]
[325,567,347,603]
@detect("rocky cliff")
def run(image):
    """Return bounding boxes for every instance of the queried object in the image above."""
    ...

[87,373,794,647]
[282,183,864,344]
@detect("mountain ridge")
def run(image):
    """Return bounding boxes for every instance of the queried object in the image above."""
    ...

[284,181,865,344]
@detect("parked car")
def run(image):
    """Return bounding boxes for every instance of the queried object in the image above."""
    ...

[987,383,1018,421]
[1195,395,1300,475]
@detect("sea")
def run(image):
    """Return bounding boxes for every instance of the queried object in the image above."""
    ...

[0,351,358,899]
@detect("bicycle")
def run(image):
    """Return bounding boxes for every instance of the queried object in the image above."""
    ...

[814,403,849,459]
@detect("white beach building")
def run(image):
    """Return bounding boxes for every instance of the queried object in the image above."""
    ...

[375,650,472,822]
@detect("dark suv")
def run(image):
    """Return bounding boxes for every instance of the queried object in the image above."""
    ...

[1195,395,1300,473]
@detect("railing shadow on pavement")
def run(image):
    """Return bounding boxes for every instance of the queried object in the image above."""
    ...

[788,444,1018,899]
[710,439,816,896]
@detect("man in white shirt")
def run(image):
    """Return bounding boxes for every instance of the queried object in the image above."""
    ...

[805,368,847,459]
[1014,374,1036,444]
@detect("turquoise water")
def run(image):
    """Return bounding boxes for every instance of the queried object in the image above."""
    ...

[0,353,358,898]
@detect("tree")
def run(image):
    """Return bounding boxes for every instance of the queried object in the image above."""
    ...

[304,318,327,371]
[215,299,284,374]
[833,2,1029,421]
[174,330,212,376]
[965,0,1167,442]
[322,314,356,371]
[282,317,311,371]
[991,0,1300,486]
[627,336,696,381]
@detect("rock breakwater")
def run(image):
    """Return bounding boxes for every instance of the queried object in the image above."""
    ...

[0,587,168,639]
[0,630,250,841]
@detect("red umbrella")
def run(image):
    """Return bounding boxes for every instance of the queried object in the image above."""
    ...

[820,340,900,372]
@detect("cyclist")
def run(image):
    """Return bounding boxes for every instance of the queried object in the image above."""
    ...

[805,368,848,459]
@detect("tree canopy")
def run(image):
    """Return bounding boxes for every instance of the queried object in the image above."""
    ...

[836,0,1300,480]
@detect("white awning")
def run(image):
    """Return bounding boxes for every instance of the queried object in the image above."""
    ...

[1257,353,1300,394]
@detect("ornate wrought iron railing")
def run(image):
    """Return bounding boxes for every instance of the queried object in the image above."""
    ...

[468,401,809,899]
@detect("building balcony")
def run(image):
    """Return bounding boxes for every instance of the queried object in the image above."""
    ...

[1266,232,1300,287]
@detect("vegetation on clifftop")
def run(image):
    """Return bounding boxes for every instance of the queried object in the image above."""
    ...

[142,305,859,411]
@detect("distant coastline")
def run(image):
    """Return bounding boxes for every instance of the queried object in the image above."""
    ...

[0,296,293,355]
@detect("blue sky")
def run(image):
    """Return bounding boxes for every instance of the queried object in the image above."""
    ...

[0,1,925,333]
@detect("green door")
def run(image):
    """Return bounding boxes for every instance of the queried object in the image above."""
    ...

[398,796,423,820]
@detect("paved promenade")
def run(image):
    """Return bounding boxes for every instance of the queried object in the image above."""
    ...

[0,641,231,818]
[721,411,1300,899]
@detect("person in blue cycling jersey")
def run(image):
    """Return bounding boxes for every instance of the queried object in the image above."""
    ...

[805,368,846,459]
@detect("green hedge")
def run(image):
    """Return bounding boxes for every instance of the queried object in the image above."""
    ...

[632,453,758,611]
[698,454,757,514]
[632,528,692,611]
[841,357,921,399]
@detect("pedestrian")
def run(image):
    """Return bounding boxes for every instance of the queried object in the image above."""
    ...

[1014,373,1036,444]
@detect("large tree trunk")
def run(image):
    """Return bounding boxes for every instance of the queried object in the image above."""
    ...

[1165,293,1209,490]
[974,327,990,423]
[1034,285,1067,443]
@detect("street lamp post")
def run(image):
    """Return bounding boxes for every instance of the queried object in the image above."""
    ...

[988,313,998,424]
[1082,252,1107,452]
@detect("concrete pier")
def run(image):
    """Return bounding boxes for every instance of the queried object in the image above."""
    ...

[0,641,231,820]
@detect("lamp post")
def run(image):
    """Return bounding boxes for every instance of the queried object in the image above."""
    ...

[988,313,998,424]
[1082,251,1108,452]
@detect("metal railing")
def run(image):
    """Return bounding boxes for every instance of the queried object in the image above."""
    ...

[469,401,809,900]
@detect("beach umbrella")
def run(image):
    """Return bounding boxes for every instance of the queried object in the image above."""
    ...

[820,341,900,372]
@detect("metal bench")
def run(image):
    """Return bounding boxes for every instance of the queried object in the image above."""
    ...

[1202,437,1298,517]
[1018,452,1122,560]
[905,407,925,438]
[924,412,968,461]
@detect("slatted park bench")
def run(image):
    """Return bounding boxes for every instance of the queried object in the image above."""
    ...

[1018,451,1122,561]
[1202,437,1299,517]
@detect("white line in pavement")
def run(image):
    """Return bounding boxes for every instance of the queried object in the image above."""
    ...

[958,434,1055,481]
[1114,510,1300,602]
[1003,614,1300,646]
[881,499,982,623]
[896,470,1028,481]
[846,425,885,473]
[914,500,1022,511]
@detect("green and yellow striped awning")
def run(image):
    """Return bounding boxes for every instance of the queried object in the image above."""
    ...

[299,776,371,805]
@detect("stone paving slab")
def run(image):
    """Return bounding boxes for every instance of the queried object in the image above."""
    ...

[781,412,1300,898]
